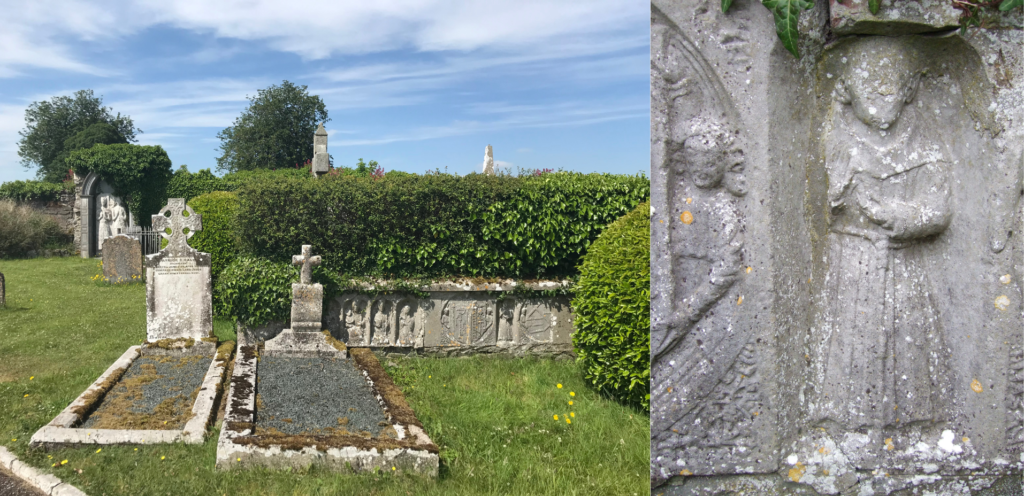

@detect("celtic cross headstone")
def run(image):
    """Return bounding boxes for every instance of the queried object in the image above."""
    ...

[144,198,213,341]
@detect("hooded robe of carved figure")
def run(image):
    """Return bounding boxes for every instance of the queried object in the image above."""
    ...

[811,38,952,431]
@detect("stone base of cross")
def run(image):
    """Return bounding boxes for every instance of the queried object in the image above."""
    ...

[265,244,344,357]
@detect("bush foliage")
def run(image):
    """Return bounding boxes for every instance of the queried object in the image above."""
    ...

[0,200,74,258]
[234,172,649,279]
[187,191,240,283]
[0,180,73,202]
[214,256,340,325]
[571,201,650,411]
[166,165,312,204]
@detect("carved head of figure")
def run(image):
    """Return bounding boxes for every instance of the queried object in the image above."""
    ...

[671,120,746,196]
[834,39,924,131]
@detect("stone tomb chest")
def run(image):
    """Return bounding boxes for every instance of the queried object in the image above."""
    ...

[32,199,228,448]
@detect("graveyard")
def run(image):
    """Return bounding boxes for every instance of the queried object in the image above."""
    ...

[0,155,652,495]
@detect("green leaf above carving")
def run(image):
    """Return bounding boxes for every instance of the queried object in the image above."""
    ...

[869,0,881,14]
[722,0,734,13]
[761,0,814,58]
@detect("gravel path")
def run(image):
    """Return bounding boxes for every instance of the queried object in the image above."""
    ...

[81,355,212,429]
[256,356,386,436]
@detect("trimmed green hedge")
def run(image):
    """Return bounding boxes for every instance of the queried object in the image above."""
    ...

[0,180,73,202]
[571,201,650,411]
[214,256,340,325]
[235,172,649,279]
[187,191,240,283]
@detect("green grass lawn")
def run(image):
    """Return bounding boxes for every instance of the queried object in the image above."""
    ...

[0,257,650,495]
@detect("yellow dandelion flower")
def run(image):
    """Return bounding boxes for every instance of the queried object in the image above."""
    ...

[553,414,559,421]
[557,384,562,389]
[570,391,575,397]
[96,448,101,453]
[61,460,68,465]
[568,401,573,405]
[237,458,241,462]
[428,375,431,378]
[29,376,34,380]
[134,448,138,451]
[161,456,165,460]
[391,466,396,471]
[10,439,15,442]
[23,394,28,398]
[570,412,575,418]
[566,419,571,424]
[48,456,52,459]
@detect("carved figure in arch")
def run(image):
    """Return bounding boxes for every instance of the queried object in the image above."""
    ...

[344,298,369,345]
[397,301,416,346]
[649,6,753,485]
[97,195,113,250]
[810,37,952,431]
[371,299,394,345]
[109,196,128,236]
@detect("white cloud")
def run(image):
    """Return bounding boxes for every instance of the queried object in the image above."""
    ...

[0,1,645,76]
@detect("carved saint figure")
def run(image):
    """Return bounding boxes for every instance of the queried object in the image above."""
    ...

[811,39,951,431]
[109,196,128,236]
[97,195,113,249]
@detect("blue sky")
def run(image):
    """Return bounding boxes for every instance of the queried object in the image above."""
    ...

[0,1,649,184]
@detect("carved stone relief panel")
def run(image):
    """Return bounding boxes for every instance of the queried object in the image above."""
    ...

[396,299,417,347]
[342,296,370,346]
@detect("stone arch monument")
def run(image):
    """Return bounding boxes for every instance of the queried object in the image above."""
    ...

[75,171,133,258]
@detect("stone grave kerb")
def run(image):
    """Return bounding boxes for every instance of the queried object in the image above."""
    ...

[144,198,213,341]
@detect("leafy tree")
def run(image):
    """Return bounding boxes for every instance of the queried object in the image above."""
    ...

[65,144,173,226]
[17,90,139,182]
[216,80,330,173]
[52,122,129,173]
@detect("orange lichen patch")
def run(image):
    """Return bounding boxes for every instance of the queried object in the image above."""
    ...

[685,198,693,204]
[971,379,983,393]
[666,387,673,393]
[737,296,744,305]
[818,447,828,454]
[884,438,894,451]
[995,295,1011,311]
[680,469,693,476]
[746,266,752,274]
[788,462,806,482]
[962,437,970,443]
[680,211,694,224]
[822,469,830,476]
[1000,274,1011,284]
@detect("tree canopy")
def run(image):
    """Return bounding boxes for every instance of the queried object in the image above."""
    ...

[216,80,330,173]
[65,144,172,226]
[17,90,140,182]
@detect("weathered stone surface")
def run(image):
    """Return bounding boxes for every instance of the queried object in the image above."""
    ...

[650,1,1022,493]
[101,234,142,283]
[830,0,961,36]
[264,245,344,357]
[145,199,212,341]
[0,271,5,308]
[323,289,574,356]
[312,123,329,176]
[289,283,323,332]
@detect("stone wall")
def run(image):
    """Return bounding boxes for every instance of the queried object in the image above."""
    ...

[240,280,576,357]
[15,190,75,235]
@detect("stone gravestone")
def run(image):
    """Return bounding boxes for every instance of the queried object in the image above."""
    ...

[650,2,1022,494]
[264,245,345,357]
[0,271,4,308]
[101,234,142,283]
[144,198,212,341]
[311,123,329,177]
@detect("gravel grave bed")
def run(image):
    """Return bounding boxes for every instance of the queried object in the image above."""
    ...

[0,466,45,496]
[256,356,388,437]
[80,355,212,430]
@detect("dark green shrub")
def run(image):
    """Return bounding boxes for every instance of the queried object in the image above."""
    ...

[187,191,240,283]
[0,180,73,202]
[571,201,650,411]
[214,255,340,325]
[215,256,295,325]
[166,165,313,203]
[235,172,649,279]
[0,200,74,258]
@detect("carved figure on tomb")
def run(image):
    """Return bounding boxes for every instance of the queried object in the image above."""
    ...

[109,196,128,236]
[811,38,952,431]
[97,195,113,249]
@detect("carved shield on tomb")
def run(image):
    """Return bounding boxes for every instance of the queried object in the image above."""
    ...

[518,304,553,344]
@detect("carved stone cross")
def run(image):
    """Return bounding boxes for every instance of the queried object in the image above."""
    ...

[152,198,202,256]
[292,245,321,285]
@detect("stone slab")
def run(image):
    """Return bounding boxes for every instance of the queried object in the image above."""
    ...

[290,283,323,332]
[30,345,228,448]
[216,344,438,476]
[264,330,347,358]
[101,234,142,283]
[830,0,961,36]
